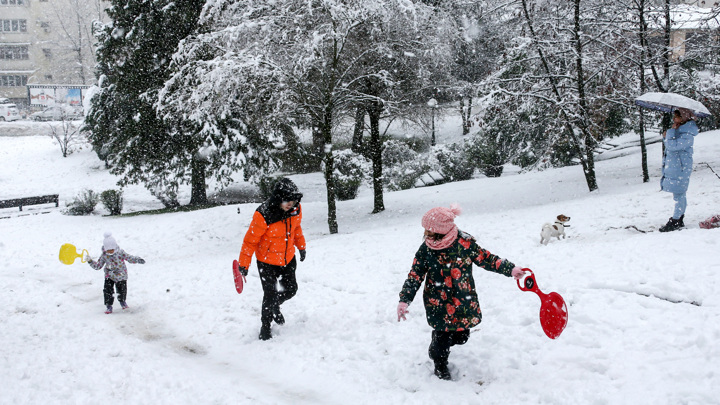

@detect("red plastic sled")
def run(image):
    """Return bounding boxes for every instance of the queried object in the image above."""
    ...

[517,269,568,339]
[232,260,246,294]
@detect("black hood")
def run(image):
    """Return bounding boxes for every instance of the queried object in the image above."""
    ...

[257,177,303,225]
[270,177,303,205]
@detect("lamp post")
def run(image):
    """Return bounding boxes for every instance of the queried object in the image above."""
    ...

[427,98,437,146]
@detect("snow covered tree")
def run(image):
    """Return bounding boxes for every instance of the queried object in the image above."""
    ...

[85,0,205,205]
[348,2,455,213]
[439,0,509,136]
[188,0,450,232]
[480,0,652,191]
[42,0,106,85]
[156,43,284,196]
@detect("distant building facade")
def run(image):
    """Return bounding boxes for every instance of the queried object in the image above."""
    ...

[0,0,106,111]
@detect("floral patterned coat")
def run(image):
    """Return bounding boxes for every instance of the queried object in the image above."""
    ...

[399,231,515,332]
[88,249,143,282]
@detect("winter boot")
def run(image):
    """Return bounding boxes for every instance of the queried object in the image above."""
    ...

[259,323,272,341]
[272,306,285,325]
[105,305,113,314]
[659,215,684,232]
[120,301,129,310]
[433,358,452,381]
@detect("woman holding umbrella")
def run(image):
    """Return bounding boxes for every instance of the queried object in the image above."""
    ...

[660,107,699,232]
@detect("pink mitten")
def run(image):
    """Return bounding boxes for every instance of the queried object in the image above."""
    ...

[397,302,409,322]
[699,215,720,229]
[511,266,526,280]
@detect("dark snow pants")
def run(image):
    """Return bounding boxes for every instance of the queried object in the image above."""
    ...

[429,330,471,364]
[103,278,127,306]
[258,258,298,326]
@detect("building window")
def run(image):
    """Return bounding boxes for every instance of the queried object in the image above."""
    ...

[1,19,27,32]
[1,0,27,4]
[0,75,28,87]
[42,48,52,58]
[0,45,29,60]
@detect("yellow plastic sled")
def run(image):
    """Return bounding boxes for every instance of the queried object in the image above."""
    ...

[59,243,89,265]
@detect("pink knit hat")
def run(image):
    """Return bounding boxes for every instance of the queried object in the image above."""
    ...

[421,204,462,234]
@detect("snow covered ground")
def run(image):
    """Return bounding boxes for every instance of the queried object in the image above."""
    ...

[1,121,719,405]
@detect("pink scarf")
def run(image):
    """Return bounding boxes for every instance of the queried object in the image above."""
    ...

[425,225,458,250]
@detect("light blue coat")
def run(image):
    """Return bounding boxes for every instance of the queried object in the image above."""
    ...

[661,120,698,194]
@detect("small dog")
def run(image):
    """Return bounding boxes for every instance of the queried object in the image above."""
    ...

[540,215,571,245]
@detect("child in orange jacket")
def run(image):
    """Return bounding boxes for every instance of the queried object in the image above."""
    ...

[238,178,306,340]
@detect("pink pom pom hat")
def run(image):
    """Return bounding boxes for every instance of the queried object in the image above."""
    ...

[421,204,462,234]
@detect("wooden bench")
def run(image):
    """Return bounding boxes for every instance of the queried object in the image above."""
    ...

[0,194,59,211]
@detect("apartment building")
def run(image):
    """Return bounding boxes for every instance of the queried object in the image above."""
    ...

[0,0,105,111]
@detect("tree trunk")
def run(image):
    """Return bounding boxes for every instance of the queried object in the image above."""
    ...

[320,111,338,234]
[189,154,208,206]
[367,100,385,213]
[639,111,649,182]
[521,0,596,192]
[572,0,598,192]
[659,0,672,158]
[76,12,86,84]
[637,0,650,183]
[460,96,472,135]
[311,125,324,170]
[351,105,365,154]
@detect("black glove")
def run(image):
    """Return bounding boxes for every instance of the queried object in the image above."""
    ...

[239,266,248,277]
[137,258,146,264]
[299,250,306,262]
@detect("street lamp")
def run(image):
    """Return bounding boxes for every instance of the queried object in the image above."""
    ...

[427,98,437,146]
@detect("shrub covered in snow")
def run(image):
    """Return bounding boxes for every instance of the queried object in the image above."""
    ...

[324,149,369,201]
[100,189,124,216]
[432,143,474,182]
[464,131,512,177]
[381,140,430,191]
[65,189,99,216]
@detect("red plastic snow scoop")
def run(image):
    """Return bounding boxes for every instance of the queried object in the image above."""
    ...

[232,260,246,294]
[517,269,568,339]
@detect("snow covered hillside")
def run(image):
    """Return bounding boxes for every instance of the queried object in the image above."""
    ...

[1,123,719,405]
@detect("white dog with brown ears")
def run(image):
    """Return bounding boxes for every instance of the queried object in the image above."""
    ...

[540,215,571,245]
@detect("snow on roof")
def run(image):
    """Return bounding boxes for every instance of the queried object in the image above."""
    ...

[666,4,720,30]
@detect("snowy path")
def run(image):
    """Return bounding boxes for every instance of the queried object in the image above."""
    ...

[1,126,719,404]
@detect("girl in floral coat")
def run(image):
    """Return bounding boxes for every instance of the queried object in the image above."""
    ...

[397,205,525,380]
[87,232,145,314]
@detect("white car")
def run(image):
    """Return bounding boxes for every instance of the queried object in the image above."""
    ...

[0,102,21,122]
[30,106,83,121]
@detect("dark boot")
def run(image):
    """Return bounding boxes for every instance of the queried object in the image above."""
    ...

[272,306,285,325]
[659,216,684,232]
[259,323,272,341]
[433,358,452,381]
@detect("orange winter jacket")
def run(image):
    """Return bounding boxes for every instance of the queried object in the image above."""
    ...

[239,203,306,268]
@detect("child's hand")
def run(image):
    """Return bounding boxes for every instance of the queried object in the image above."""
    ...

[397,302,409,322]
[85,254,93,262]
[511,266,526,280]
[137,258,146,264]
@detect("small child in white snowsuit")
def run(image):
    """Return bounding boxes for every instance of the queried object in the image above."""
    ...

[86,232,145,314]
